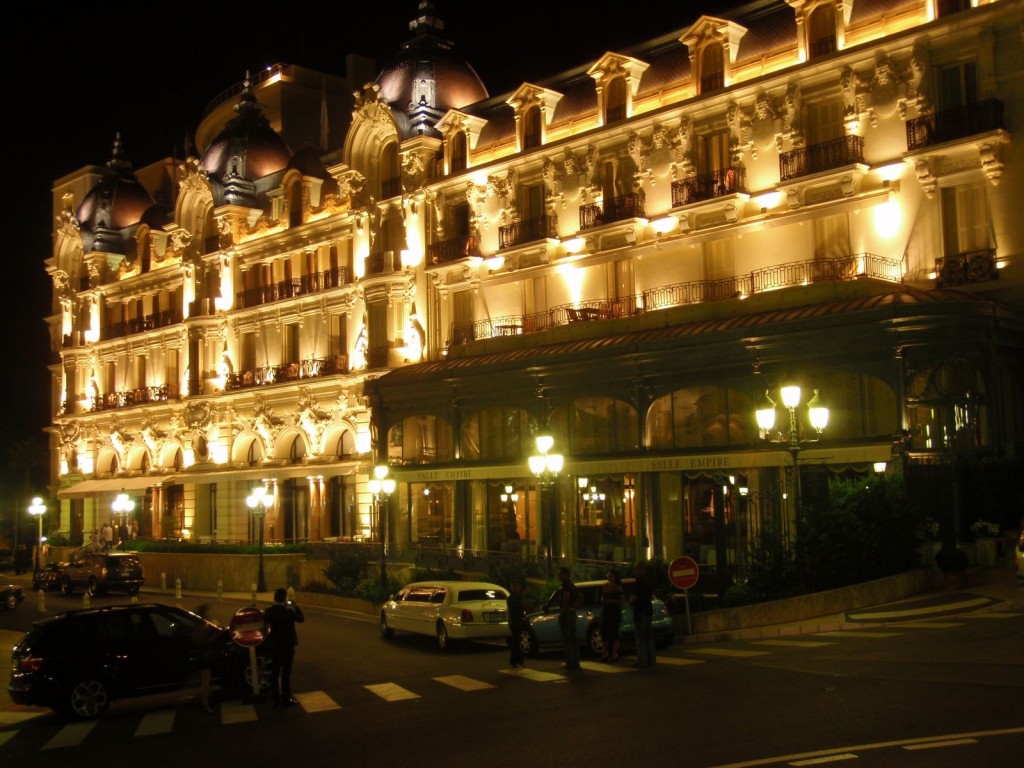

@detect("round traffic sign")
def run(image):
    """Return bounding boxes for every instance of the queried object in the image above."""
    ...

[668,556,699,590]
[229,606,267,647]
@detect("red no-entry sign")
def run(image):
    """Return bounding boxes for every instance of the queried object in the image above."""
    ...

[668,556,699,590]
[230,606,267,647]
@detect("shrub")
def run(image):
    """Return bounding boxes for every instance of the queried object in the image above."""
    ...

[323,548,371,592]
[354,575,403,605]
[722,582,757,607]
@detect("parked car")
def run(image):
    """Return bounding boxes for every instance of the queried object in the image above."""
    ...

[1,583,25,611]
[59,548,144,596]
[33,562,65,592]
[380,580,510,651]
[1015,529,1024,579]
[8,603,271,719]
[0,549,14,573]
[519,578,674,657]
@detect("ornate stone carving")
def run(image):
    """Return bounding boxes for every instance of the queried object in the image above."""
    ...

[629,126,681,186]
[730,94,783,159]
[487,171,517,226]
[185,400,213,429]
[543,146,599,208]
[841,49,930,129]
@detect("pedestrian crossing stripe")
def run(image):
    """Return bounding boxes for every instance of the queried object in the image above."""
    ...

[960,612,1021,619]
[499,667,565,681]
[753,639,836,648]
[656,656,706,666]
[295,691,341,712]
[42,721,96,750]
[220,700,258,724]
[578,661,634,673]
[135,708,175,737]
[687,648,771,658]
[365,683,419,701]
[0,732,15,748]
[884,621,963,629]
[434,675,496,691]
[815,630,902,638]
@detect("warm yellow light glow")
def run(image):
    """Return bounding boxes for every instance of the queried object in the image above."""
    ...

[211,442,229,464]
[356,429,372,454]
[535,433,554,454]
[484,255,505,271]
[807,390,829,431]
[780,385,801,409]
[374,465,389,480]
[78,453,94,475]
[558,263,584,305]
[528,455,546,475]
[873,197,901,238]
[873,462,887,473]
[60,458,69,475]
[875,163,904,183]
[756,192,783,210]
[561,237,586,254]
[651,216,679,235]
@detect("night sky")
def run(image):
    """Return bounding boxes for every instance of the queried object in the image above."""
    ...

[5,1,739,447]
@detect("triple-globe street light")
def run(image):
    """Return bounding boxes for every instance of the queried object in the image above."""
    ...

[368,465,396,585]
[28,497,46,571]
[528,432,563,574]
[246,485,274,593]
[756,385,829,514]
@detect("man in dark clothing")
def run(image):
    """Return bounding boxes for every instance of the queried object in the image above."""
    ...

[556,567,581,670]
[506,581,528,668]
[264,587,305,705]
[629,562,655,668]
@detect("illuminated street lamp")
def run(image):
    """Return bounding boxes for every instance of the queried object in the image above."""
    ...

[368,465,396,585]
[28,497,46,571]
[112,492,135,547]
[528,432,563,574]
[246,485,274,593]
[756,386,828,514]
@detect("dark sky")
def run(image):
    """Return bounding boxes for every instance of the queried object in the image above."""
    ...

[5,1,740,445]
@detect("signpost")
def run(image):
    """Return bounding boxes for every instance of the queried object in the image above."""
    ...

[668,556,700,635]
[230,606,267,699]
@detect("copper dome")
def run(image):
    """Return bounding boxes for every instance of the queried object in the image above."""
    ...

[375,2,488,137]
[76,135,157,253]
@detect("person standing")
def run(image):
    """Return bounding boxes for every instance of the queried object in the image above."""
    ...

[264,587,305,706]
[629,561,655,668]
[556,566,581,670]
[599,568,624,662]
[506,580,528,668]
[100,522,114,551]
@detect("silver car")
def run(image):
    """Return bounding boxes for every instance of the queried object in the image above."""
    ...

[380,580,510,651]
[520,578,674,657]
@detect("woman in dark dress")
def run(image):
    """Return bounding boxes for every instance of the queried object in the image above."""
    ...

[599,568,624,662]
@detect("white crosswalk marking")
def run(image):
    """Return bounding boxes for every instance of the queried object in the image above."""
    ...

[0,731,17,748]
[884,621,963,629]
[961,612,1021,619]
[295,691,340,712]
[816,630,902,638]
[753,639,835,647]
[220,700,258,724]
[656,656,706,666]
[135,708,175,736]
[434,675,495,691]
[687,647,771,658]
[578,661,634,673]
[365,683,420,701]
[42,721,97,750]
[499,667,565,682]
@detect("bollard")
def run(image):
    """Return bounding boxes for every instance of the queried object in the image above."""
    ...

[82,592,90,609]
[175,578,182,600]
[287,586,295,602]
[131,595,138,603]
[37,588,46,613]
[251,583,257,605]
[161,572,167,593]
[217,580,224,602]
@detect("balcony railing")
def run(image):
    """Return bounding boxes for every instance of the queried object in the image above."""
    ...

[808,35,836,58]
[579,191,646,230]
[700,72,724,93]
[937,0,971,17]
[93,384,173,412]
[498,215,558,249]
[366,251,401,275]
[100,309,182,341]
[225,355,348,391]
[671,167,747,207]
[234,268,348,310]
[366,346,390,369]
[450,253,901,344]
[905,100,1004,151]
[427,234,482,265]
[935,248,998,288]
[779,135,864,181]
[380,176,402,199]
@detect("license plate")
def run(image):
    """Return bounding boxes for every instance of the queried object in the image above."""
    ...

[483,611,506,622]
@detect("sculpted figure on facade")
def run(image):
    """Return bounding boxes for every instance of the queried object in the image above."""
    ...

[544,146,599,208]
[781,84,803,147]
[487,171,517,226]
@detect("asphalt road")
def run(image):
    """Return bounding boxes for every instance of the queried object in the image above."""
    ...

[1,589,1022,767]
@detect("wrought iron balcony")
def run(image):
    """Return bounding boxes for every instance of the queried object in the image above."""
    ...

[905,100,1004,151]
[381,176,402,199]
[225,355,349,391]
[671,167,747,207]
[366,251,401,275]
[234,268,347,310]
[779,135,864,181]
[498,215,558,249]
[935,248,998,288]
[93,384,173,412]
[579,191,646,230]
[100,310,182,341]
[427,234,481,265]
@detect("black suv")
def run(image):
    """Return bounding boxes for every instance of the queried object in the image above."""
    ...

[8,603,270,719]
[60,548,144,596]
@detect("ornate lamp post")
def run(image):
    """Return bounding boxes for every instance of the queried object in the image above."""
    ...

[756,385,829,514]
[246,485,274,593]
[528,432,563,574]
[368,465,396,585]
[28,497,46,571]
[112,492,135,548]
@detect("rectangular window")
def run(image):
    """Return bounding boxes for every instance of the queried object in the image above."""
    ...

[941,182,990,255]
[284,323,300,364]
[394,301,408,346]
[165,350,179,397]
[241,331,256,372]
[806,98,844,145]
[329,314,347,357]
[368,300,388,349]
[812,212,851,260]
[703,238,734,281]
[452,290,474,344]
[699,130,731,175]
[938,61,977,111]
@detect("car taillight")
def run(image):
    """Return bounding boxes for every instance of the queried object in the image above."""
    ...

[17,655,47,673]
[460,609,474,623]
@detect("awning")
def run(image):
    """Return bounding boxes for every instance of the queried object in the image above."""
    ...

[58,475,177,499]
[174,464,357,485]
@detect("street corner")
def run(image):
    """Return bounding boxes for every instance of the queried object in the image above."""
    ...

[845,592,1002,623]
[0,703,51,729]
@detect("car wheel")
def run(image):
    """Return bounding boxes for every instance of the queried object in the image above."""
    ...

[61,576,74,596]
[86,578,99,597]
[519,628,538,656]
[380,612,394,639]
[2,592,17,610]
[587,623,604,656]
[242,654,273,695]
[436,621,450,651]
[67,678,110,719]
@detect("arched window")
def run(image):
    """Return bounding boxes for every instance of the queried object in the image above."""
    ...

[522,106,542,150]
[450,131,467,173]
[246,439,261,467]
[460,407,533,460]
[332,430,356,459]
[289,434,305,463]
[905,361,986,451]
[605,76,628,123]
[700,44,725,94]
[808,4,837,58]
[549,397,637,456]
[647,386,751,449]
[387,415,454,464]
[380,142,401,199]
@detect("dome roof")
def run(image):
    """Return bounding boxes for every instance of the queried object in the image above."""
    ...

[200,76,293,185]
[375,1,488,138]
[76,134,157,253]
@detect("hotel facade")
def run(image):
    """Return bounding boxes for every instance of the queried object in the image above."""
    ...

[47,0,1023,576]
